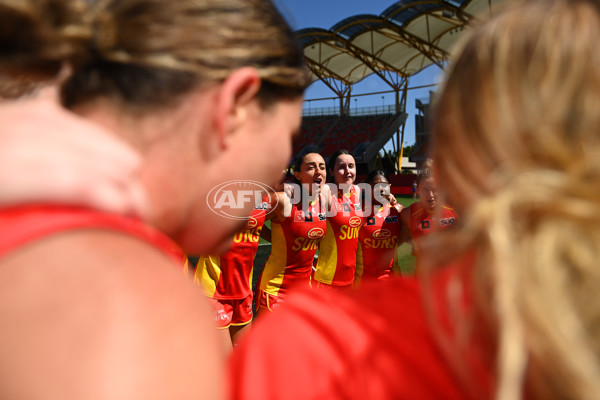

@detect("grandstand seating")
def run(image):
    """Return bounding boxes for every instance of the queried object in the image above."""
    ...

[293,113,399,159]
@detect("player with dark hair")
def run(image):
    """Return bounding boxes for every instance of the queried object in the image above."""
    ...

[313,149,363,289]
[355,170,403,284]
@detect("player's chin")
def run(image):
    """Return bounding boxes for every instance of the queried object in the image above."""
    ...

[179,214,247,255]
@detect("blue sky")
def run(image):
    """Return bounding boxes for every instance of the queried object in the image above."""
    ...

[273,0,444,147]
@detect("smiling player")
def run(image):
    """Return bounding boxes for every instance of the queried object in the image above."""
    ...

[355,170,403,284]
[399,159,457,275]
[257,153,328,312]
[313,149,364,289]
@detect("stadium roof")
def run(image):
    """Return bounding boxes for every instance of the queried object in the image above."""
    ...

[296,0,504,90]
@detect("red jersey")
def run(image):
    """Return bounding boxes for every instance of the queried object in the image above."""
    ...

[356,203,401,283]
[195,202,268,300]
[408,202,457,250]
[314,186,363,286]
[259,198,326,297]
[0,205,185,263]
[229,257,494,400]
[407,203,457,271]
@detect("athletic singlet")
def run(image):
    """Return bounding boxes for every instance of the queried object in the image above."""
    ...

[259,197,326,297]
[194,201,268,300]
[408,202,457,267]
[355,203,401,283]
[230,254,494,400]
[0,205,185,263]
[313,186,363,286]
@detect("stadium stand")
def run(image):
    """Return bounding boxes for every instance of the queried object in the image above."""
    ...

[293,112,405,161]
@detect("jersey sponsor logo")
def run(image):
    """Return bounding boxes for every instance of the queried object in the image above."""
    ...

[207,180,277,220]
[294,211,305,222]
[421,220,431,229]
[215,309,230,323]
[349,216,362,228]
[354,203,361,211]
[384,215,398,223]
[440,217,456,226]
[294,211,321,223]
[307,227,325,239]
[255,201,269,210]
[372,228,391,239]
[246,216,258,229]
[366,217,376,226]
[342,203,352,213]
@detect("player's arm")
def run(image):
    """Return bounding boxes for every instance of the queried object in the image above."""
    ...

[398,207,412,245]
[392,251,402,275]
[266,191,290,223]
[320,183,333,212]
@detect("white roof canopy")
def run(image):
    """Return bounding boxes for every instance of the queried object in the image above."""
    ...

[296,0,504,91]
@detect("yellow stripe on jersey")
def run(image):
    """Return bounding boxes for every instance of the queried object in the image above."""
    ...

[194,255,221,297]
[259,223,287,296]
[313,220,338,285]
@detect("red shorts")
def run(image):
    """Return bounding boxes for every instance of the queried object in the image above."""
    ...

[209,295,253,329]
[257,290,286,313]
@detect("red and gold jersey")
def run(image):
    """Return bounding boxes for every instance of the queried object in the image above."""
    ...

[408,202,457,271]
[314,186,363,286]
[230,254,493,400]
[0,205,185,264]
[355,204,401,283]
[195,201,268,300]
[259,198,326,297]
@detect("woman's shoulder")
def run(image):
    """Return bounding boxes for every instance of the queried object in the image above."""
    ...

[229,276,469,400]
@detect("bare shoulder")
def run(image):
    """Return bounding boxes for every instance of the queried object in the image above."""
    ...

[0,229,224,400]
[268,190,291,221]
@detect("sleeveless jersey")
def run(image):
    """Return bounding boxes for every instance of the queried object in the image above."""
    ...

[355,203,401,283]
[0,205,185,263]
[407,202,457,272]
[408,202,457,254]
[229,253,493,400]
[259,197,326,297]
[195,201,268,300]
[314,187,363,286]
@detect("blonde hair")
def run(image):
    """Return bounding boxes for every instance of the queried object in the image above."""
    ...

[0,0,309,108]
[416,158,434,184]
[431,0,600,399]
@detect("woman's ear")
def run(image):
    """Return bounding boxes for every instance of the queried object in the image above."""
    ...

[213,67,262,150]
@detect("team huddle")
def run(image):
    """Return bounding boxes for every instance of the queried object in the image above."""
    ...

[2,0,598,398]
[191,151,458,346]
